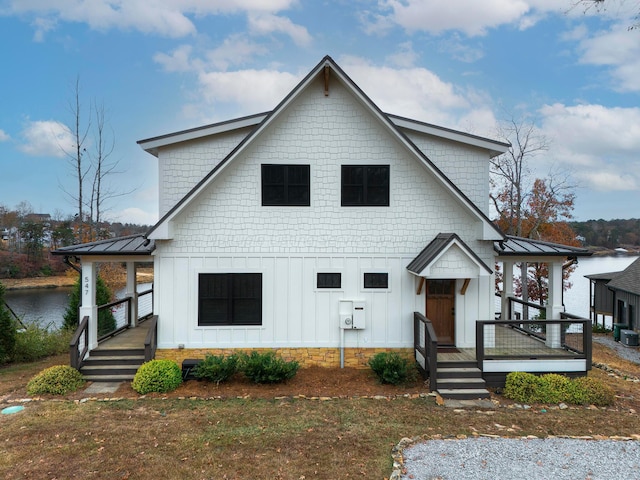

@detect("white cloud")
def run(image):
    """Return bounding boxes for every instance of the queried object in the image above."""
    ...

[385,41,419,68]
[247,13,312,46]
[113,207,158,226]
[205,35,269,70]
[539,103,640,191]
[6,0,300,38]
[197,69,300,113]
[153,45,197,73]
[0,129,10,142]
[575,23,640,92]
[18,120,74,157]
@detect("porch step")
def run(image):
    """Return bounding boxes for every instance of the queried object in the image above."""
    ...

[80,348,145,382]
[83,355,145,366]
[436,363,491,400]
[437,388,491,400]
[90,348,145,357]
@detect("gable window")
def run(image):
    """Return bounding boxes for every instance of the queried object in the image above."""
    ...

[341,165,389,206]
[262,164,310,206]
[199,273,262,326]
[364,272,389,289]
[317,272,341,289]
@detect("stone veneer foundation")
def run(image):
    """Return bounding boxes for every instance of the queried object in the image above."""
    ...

[155,347,414,368]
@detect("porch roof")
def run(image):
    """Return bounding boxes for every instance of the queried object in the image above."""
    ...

[407,233,492,277]
[52,234,155,256]
[494,235,591,258]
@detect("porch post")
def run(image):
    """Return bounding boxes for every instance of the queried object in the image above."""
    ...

[80,260,99,350]
[546,261,563,348]
[501,260,514,320]
[126,261,138,327]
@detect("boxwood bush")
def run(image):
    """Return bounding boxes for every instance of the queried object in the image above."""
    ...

[240,351,299,384]
[504,372,615,406]
[132,359,182,394]
[26,365,85,395]
[193,353,239,384]
[368,351,416,385]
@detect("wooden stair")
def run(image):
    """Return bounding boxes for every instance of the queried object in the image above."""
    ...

[436,360,491,400]
[80,348,145,382]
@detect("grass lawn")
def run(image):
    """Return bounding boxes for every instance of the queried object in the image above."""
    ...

[1,345,640,479]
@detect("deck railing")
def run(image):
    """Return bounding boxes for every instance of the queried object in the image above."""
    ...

[70,315,89,369]
[137,288,153,319]
[413,312,438,391]
[98,297,132,341]
[476,318,591,365]
[144,315,158,362]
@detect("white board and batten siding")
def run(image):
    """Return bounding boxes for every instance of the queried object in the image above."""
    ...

[152,73,496,351]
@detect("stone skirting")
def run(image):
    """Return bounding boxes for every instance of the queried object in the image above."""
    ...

[155,347,414,368]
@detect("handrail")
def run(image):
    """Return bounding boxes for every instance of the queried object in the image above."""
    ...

[144,315,158,362]
[414,312,438,391]
[70,316,89,370]
[97,297,132,342]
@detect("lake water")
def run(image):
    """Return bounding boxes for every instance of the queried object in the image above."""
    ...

[3,256,637,330]
[4,283,153,330]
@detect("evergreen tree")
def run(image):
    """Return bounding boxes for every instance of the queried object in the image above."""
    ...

[0,282,17,362]
[63,275,116,337]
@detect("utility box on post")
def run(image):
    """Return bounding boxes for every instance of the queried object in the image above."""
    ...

[339,300,365,329]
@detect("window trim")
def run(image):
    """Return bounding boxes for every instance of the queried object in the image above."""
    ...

[198,272,263,327]
[341,165,390,207]
[261,164,311,206]
[362,272,390,290]
[316,272,342,289]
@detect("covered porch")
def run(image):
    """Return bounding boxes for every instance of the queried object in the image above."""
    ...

[413,235,593,397]
[53,234,157,381]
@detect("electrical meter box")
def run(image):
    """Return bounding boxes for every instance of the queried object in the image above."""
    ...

[339,300,365,329]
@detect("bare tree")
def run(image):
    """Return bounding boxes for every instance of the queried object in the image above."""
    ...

[571,0,639,29]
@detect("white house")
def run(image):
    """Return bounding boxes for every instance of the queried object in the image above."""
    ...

[56,56,592,394]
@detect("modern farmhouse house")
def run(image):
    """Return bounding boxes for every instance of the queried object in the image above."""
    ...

[55,56,592,397]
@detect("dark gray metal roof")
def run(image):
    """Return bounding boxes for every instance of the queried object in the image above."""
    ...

[52,234,155,256]
[606,257,640,296]
[584,270,621,281]
[407,233,492,276]
[494,235,591,257]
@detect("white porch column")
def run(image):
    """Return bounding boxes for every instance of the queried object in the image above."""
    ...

[80,260,98,350]
[501,260,514,320]
[125,262,138,327]
[546,261,564,348]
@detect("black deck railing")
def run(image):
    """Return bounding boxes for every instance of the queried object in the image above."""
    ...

[98,297,132,341]
[476,318,591,368]
[144,315,158,362]
[70,315,89,369]
[413,312,438,391]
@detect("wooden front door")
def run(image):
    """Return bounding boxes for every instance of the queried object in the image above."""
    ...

[426,279,455,345]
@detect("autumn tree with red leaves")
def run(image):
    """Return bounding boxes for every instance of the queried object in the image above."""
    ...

[491,117,579,305]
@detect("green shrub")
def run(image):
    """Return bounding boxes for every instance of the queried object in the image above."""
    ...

[538,373,573,404]
[194,353,239,384]
[592,323,611,334]
[11,325,73,363]
[0,282,17,363]
[504,372,543,403]
[570,377,616,406]
[26,365,85,395]
[368,352,416,385]
[240,351,299,384]
[504,372,616,406]
[63,275,116,337]
[131,359,182,394]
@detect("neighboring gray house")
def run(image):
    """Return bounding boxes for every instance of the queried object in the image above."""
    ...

[587,257,640,332]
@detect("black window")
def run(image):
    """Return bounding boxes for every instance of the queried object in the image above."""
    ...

[364,273,388,289]
[317,272,341,289]
[341,165,389,206]
[199,273,262,326]
[262,164,310,206]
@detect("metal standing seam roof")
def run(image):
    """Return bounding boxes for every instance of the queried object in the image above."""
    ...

[52,234,155,256]
[606,257,640,296]
[407,233,493,275]
[494,235,591,257]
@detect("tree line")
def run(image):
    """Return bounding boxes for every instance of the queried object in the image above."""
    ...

[570,218,640,249]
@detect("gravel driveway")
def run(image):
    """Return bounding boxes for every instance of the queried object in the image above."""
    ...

[400,335,640,480]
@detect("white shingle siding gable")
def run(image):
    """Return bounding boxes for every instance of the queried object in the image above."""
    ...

[164,76,489,259]
[403,132,491,215]
[157,128,252,216]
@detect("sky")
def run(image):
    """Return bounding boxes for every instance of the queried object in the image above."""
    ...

[0,0,638,226]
